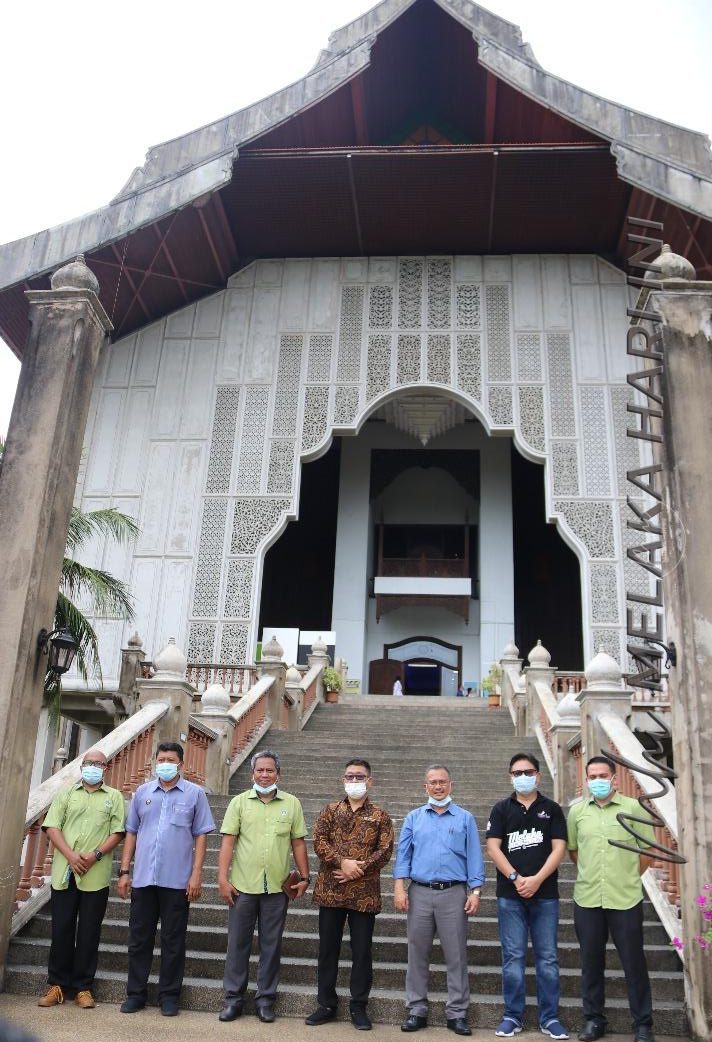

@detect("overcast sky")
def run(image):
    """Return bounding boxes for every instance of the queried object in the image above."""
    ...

[1,0,710,437]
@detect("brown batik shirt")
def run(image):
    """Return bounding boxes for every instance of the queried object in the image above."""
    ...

[312,796,394,913]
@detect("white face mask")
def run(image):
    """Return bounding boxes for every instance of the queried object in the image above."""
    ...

[428,794,452,807]
[253,781,278,795]
[344,782,368,799]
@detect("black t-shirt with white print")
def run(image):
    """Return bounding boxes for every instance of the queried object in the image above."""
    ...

[486,792,567,899]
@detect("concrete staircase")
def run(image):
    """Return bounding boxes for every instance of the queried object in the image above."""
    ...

[6,698,688,1032]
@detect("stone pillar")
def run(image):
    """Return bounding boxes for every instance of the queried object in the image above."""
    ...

[651,275,712,1042]
[284,665,304,732]
[479,439,515,683]
[500,640,525,732]
[307,635,330,703]
[549,686,582,806]
[115,631,147,721]
[576,649,632,764]
[0,257,111,981]
[198,683,234,795]
[259,635,288,729]
[331,438,370,687]
[136,638,197,751]
[524,640,556,735]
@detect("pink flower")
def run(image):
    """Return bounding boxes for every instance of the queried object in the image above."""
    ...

[703,910,712,921]
[704,883,712,891]
[696,895,707,906]
[694,935,709,951]
[671,936,684,950]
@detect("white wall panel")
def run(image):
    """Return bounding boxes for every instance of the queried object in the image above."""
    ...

[102,496,140,586]
[512,255,542,330]
[105,336,134,386]
[218,288,251,382]
[484,255,511,282]
[194,294,223,338]
[601,284,631,381]
[152,340,188,436]
[165,305,195,339]
[181,339,218,438]
[454,256,482,282]
[279,260,311,331]
[84,390,124,496]
[93,619,123,683]
[308,259,341,331]
[133,322,164,385]
[569,256,597,282]
[166,443,205,555]
[130,558,163,655]
[572,284,605,382]
[114,388,154,495]
[136,443,175,554]
[156,559,193,651]
[541,256,572,329]
[244,287,280,382]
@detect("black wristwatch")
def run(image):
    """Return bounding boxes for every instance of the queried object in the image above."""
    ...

[508,871,519,882]
[299,875,311,883]
[93,849,104,861]
[118,868,130,877]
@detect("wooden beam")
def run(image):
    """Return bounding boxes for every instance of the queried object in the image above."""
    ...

[350,75,369,146]
[484,72,498,144]
[110,243,152,325]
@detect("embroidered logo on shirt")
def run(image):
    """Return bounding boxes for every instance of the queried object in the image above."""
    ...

[537,810,551,819]
[280,809,289,816]
[145,799,151,805]
[508,827,544,851]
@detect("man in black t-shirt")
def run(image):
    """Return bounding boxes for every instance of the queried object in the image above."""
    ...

[486,752,568,1041]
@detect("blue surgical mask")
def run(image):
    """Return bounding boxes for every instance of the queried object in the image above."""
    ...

[428,795,452,808]
[588,778,613,800]
[81,766,104,786]
[253,782,278,795]
[512,775,537,796]
[156,763,179,782]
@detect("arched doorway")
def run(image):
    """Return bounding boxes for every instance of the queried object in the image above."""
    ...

[369,636,462,696]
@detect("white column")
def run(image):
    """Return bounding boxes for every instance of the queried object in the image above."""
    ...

[331,438,371,690]
[479,439,514,683]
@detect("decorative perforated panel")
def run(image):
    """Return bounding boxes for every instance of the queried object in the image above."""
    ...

[334,385,361,425]
[191,499,228,617]
[301,386,330,452]
[219,623,249,664]
[427,258,452,329]
[551,441,580,496]
[610,386,642,497]
[485,285,512,381]
[518,386,545,453]
[580,387,612,496]
[224,559,254,618]
[267,440,295,494]
[397,335,421,385]
[488,385,514,426]
[547,333,576,438]
[306,334,333,383]
[231,498,291,554]
[337,286,364,382]
[397,259,423,329]
[456,284,481,329]
[206,386,241,494]
[591,627,623,662]
[367,335,392,402]
[368,285,393,329]
[427,335,451,385]
[272,335,303,438]
[516,333,542,382]
[590,562,620,623]
[554,500,615,558]
[187,622,217,662]
[236,386,269,494]
[456,334,481,400]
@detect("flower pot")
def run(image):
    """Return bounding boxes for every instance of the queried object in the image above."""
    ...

[487,691,500,708]
[325,688,339,704]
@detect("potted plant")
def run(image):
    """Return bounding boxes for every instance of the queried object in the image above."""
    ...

[322,666,343,704]
[484,664,503,708]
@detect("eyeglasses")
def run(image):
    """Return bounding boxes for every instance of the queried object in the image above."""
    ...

[344,774,369,781]
[82,761,105,769]
[511,769,537,777]
[425,780,451,787]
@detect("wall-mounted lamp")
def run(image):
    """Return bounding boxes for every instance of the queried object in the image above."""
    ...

[37,627,79,677]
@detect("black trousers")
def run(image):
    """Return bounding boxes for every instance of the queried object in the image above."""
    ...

[48,878,109,992]
[574,901,653,1029]
[317,905,376,1010]
[127,885,190,1002]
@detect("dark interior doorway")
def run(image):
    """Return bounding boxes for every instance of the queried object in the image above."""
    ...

[511,446,583,669]
[405,663,440,696]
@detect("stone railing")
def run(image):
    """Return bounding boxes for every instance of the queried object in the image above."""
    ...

[227,676,274,771]
[13,700,170,936]
[186,662,257,697]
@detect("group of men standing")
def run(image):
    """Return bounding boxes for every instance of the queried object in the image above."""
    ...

[36,740,656,1041]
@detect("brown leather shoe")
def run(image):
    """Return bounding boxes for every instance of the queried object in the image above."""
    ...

[75,991,96,1009]
[38,985,64,1007]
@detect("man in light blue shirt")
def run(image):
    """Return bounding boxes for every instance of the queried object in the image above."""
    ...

[117,741,215,1017]
[394,764,485,1037]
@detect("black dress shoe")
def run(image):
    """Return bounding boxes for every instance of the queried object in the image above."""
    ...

[257,1004,276,1023]
[161,998,179,1017]
[447,1018,472,1037]
[401,1014,428,1032]
[351,1008,372,1030]
[578,1021,606,1042]
[218,1000,244,1022]
[119,997,146,1013]
[633,1027,654,1042]
[305,1006,336,1026]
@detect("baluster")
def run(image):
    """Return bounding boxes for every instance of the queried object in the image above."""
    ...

[17,823,40,901]
[31,829,50,887]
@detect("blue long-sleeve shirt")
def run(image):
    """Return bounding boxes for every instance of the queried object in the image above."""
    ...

[393,802,485,890]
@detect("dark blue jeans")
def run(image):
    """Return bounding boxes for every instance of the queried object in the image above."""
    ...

[497,896,560,1027]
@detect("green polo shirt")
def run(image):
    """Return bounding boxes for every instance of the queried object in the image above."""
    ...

[567,792,655,910]
[44,781,125,892]
[221,788,307,895]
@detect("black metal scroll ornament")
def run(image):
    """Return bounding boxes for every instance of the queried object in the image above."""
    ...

[603,712,687,865]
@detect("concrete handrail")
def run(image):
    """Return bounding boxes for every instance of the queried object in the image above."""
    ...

[227,675,275,722]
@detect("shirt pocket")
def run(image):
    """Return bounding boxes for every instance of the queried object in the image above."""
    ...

[273,820,292,836]
[448,828,467,855]
[171,804,193,828]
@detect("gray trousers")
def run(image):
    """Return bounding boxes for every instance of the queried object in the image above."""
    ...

[406,883,470,1019]
[223,891,289,1007]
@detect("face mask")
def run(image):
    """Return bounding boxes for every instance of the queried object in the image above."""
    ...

[81,766,104,786]
[512,775,537,796]
[428,795,452,807]
[253,782,278,795]
[156,763,179,782]
[588,778,613,800]
[344,782,368,799]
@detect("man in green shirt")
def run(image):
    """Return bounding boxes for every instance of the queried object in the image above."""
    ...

[217,750,309,1024]
[567,756,655,1042]
[38,749,125,1009]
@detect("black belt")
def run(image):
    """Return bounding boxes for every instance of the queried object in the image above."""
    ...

[412,880,464,890]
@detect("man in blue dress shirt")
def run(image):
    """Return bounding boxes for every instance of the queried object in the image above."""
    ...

[116,741,215,1016]
[394,764,485,1037]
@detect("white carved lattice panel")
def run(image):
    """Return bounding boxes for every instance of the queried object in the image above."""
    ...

[191,498,228,616]
[610,386,642,496]
[485,285,512,381]
[306,334,333,383]
[334,385,361,425]
[187,622,217,662]
[235,385,269,493]
[591,626,623,664]
[337,286,364,381]
[590,561,620,623]
[554,500,615,557]
[224,559,254,618]
[518,386,545,453]
[397,335,421,385]
[488,385,513,426]
[456,334,481,399]
[516,333,542,382]
[301,386,330,452]
[427,258,452,329]
[547,333,576,438]
[367,335,392,401]
[368,285,393,329]
[618,501,655,606]
[580,386,612,496]
[456,284,481,328]
[205,386,241,494]
[231,498,291,554]
[551,441,580,496]
[427,335,451,385]
[267,440,295,494]
[219,623,249,664]
[272,335,303,438]
[398,259,423,329]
